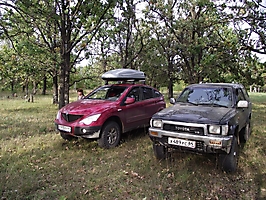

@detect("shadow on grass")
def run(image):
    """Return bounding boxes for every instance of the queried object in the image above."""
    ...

[120,127,148,144]
[57,126,148,149]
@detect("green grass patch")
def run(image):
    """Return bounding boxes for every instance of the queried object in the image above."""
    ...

[0,93,265,199]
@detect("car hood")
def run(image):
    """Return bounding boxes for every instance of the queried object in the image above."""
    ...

[60,99,117,115]
[153,103,235,124]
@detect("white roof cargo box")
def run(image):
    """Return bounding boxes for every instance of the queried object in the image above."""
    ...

[101,69,146,82]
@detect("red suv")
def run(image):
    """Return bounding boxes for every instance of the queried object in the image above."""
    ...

[55,69,166,148]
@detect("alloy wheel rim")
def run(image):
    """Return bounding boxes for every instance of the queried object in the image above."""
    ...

[107,128,117,145]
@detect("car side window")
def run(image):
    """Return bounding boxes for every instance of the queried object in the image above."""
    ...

[127,87,140,102]
[154,90,162,98]
[242,88,250,100]
[237,89,245,101]
[142,87,153,100]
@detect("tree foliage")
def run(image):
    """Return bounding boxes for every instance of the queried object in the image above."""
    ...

[226,0,266,55]
[0,0,116,108]
[0,0,265,104]
[141,0,254,97]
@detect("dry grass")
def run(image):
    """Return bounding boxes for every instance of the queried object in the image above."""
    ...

[0,92,265,200]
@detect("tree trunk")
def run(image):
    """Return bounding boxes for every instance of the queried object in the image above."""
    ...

[58,54,71,109]
[32,81,38,95]
[25,82,29,96]
[64,67,70,106]
[58,0,71,109]
[58,64,66,109]
[52,73,58,104]
[42,75,47,95]
[168,79,174,99]
[11,80,14,92]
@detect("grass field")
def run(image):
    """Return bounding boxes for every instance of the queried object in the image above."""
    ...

[0,92,265,200]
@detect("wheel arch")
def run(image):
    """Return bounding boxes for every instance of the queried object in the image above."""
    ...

[100,116,123,135]
[229,124,240,145]
[228,124,239,136]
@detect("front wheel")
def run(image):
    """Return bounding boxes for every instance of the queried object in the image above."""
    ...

[153,143,168,160]
[218,136,239,173]
[98,121,121,148]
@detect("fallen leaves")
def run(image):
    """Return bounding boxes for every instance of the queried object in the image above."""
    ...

[123,170,145,180]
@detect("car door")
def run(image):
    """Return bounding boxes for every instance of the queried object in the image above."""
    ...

[122,86,146,130]
[140,86,162,125]
[236,88,250,130]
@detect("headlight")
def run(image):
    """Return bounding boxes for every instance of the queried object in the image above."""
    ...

[79,114,101,125]
[56,111,61,119]
[209,125,228,135]
[151,119,162,128]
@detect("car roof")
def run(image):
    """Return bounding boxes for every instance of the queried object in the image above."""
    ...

[187,83,245,89]
[101,69,145,82]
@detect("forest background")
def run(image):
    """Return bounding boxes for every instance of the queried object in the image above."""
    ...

[0,0,265,108]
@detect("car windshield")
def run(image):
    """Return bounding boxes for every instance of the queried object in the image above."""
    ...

[176,87,233,107]
[85,85,127,101]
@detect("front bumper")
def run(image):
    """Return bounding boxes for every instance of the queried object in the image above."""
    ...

[149,127,233,154]
[55,123,101,139]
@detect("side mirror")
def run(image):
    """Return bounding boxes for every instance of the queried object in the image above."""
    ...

[125,97,135,105]
[237,100,248,108]
[170,98,176,104]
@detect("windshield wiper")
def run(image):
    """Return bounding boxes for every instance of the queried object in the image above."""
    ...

[187,101,198,106]
[176,100,198,106]
[211,103,229,108]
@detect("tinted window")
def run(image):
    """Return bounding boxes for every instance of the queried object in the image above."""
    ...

[127,87,141,102]
[154,90,162,98]
[143,87,153,100]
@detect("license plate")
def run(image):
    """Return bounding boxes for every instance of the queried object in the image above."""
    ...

[58,125,71,133]
[168,137,196,148]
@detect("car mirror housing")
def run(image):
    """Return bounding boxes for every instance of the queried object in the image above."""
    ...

[237,100,248,108]
[125,97,135,105]
[170,98,176,104]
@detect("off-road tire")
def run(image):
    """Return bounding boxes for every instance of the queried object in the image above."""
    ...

[98,121,121,148]
[153,143,168,160]
[218,136,239,173]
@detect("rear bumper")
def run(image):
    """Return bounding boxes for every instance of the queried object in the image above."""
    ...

[149,127,233,154]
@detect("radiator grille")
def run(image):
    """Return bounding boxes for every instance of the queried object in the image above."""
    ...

[62,113,83,122]
[163,124,204,136]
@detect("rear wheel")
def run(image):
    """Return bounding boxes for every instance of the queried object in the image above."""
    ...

[98,121,121,148]
[218,136,239,173]
[153,143,168,160]
[60,132,77,141]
